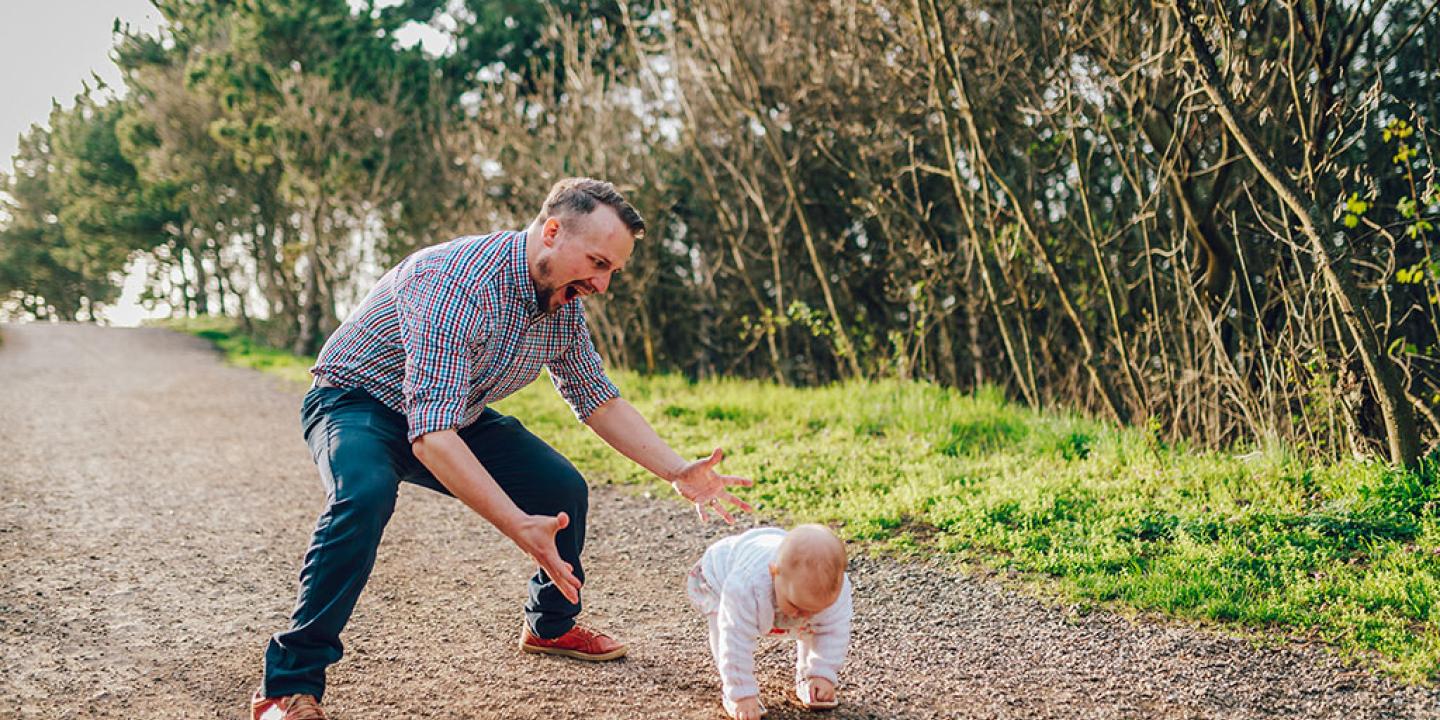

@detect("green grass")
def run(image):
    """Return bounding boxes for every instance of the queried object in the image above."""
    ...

[159,317,314,385]
[167,318,1440,683]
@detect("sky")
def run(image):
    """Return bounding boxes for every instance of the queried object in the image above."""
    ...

[1,2,166,324]
[0,2,449,167]
[0,1,166,165]
[0,1,447,325]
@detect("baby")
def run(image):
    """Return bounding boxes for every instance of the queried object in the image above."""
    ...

[687,524,852,719]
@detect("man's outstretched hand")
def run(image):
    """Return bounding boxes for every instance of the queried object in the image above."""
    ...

[669,448,754,523]
[508,511,582,603]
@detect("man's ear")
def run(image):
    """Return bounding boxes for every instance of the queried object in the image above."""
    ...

[543,217,561,246]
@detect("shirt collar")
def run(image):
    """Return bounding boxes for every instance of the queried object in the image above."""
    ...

[509,230,541,317]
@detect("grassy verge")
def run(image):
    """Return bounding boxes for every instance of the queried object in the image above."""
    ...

[165,318,1440,682]
[160,317,314,385]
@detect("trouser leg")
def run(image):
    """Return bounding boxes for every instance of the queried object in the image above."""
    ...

[263,387,409,699]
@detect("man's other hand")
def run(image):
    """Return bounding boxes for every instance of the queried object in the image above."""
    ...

[669,448,754,523]
[509,511,582,602]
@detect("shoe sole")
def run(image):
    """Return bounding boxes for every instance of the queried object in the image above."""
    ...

[519,641,628,662]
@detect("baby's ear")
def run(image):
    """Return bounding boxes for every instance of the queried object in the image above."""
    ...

[767,562,778,577]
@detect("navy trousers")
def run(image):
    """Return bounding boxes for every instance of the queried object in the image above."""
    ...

[262,385,589,699]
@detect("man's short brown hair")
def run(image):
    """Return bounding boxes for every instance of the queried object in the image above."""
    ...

[539,178,646,239]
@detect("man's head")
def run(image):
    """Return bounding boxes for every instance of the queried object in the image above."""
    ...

[770,524,847,618]
[527,178,645,314]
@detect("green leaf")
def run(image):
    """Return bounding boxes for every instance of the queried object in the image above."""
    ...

[1344,214,1360,228]
[1399,198,1418,219]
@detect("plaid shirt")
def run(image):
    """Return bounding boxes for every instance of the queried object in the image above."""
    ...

[311,230,621,442]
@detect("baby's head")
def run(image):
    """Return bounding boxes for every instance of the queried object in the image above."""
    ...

[769,524,846,618]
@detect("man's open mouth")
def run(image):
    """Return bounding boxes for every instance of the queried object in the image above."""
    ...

[563,283,592,303]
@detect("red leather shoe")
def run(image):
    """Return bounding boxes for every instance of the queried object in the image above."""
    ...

[251,690,328,720]
[519,622,628,661]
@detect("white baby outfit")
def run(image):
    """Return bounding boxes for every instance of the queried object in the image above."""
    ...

[686,527,853,716]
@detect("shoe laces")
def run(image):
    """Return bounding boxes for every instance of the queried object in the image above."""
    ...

[575,624,620,651]
[283,694,328,720]
[573,624,608,641]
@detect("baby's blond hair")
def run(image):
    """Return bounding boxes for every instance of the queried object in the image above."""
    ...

[776,524,847,600]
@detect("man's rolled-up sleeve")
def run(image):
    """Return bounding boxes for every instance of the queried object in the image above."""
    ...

[548,311,620,421]
[394,268,486,441]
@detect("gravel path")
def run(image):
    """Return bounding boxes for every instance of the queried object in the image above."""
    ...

[1,323,1435,719]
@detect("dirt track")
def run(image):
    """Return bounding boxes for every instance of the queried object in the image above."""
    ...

[1,323,1436,719]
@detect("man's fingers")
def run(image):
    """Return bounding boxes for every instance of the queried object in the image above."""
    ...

[543,564,579,603]
[694,503,709,523]
[543,550,577,583]
[722,474,754,487]
[543,553,581,603]
[554,578,579,603]
[712,499,736,525]
[522,514,579,603]
[721,491,754,514]
[705,447,724,467]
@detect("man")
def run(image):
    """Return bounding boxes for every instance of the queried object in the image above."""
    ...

[252,178,753,720]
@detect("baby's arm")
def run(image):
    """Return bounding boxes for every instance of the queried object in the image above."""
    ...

[795,575,853,687]
[715,588,763,710]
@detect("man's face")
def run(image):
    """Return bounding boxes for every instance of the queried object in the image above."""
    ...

[532,205,635,314]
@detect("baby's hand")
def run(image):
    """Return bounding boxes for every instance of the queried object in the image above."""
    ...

[797,677,838,709]
[731,695,765,720]
[806,677,835,703]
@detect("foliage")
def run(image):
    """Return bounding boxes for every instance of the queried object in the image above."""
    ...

[5,0,1440,463]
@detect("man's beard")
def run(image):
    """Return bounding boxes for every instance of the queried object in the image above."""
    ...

[533,257,588,314]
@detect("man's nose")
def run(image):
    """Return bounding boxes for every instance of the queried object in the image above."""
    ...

[591,271,612,294]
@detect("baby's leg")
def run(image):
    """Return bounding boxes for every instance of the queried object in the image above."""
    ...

[688,564,736,713]
[686,562,724,665]
[706,613,723,667]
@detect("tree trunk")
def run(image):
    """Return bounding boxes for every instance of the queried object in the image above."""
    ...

[293,204,330,356]
[1175,0,1421,468]
[182,221,210,316]
[915,0,1126,420]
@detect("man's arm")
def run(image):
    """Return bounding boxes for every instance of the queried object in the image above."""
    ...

[584,397,753,522]
[392,265,581,602]
[411,429,582,602]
